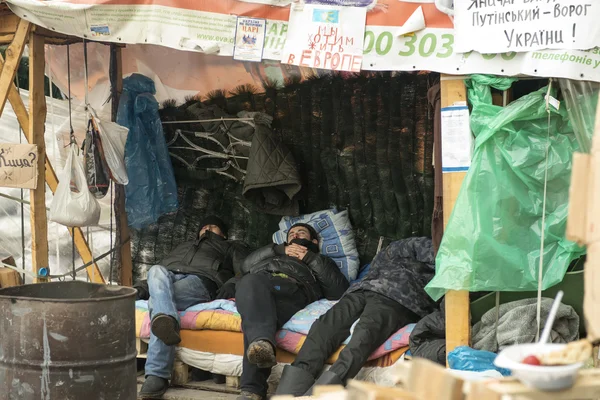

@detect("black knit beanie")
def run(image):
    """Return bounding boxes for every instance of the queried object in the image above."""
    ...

[287,223,318,242]
[199,215,228,237]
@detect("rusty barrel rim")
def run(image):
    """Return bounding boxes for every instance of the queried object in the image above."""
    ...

[0,281,136,303]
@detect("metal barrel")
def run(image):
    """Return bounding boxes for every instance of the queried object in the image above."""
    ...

[0,281,137,400]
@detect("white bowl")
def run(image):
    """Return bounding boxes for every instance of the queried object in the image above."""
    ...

[494,343,583,391]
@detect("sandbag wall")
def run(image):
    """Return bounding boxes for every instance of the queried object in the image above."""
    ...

[130,72,437,280]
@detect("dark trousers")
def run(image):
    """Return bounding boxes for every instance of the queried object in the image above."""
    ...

[236,272,309,397]
[292,290,419,382]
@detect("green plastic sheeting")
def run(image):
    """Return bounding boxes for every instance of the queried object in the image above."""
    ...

[425,75,585,301]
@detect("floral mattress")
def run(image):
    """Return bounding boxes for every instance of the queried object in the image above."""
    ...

[136,299,414,360]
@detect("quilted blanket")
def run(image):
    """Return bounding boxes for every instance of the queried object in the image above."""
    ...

[136,299,413,360]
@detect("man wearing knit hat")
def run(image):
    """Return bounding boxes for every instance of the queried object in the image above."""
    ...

[136,215,250,398]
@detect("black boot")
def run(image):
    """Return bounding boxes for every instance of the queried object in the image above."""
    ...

[304,370,343,396]
[151,314,181,346]
[275,365,316,396]
[138,375,169,399]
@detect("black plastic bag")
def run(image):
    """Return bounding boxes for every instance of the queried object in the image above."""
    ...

[83,117,111,199]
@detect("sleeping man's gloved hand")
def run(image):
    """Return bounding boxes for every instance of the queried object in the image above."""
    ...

[217,277,238,299]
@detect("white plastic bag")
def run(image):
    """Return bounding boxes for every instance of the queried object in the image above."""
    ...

[49,145,101,227]
[90,107,129,185]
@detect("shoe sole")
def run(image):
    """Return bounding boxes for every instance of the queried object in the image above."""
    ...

[138,386,168,399]
[247,343,276,369]
[138,392,166,400]
[151,316,181,346]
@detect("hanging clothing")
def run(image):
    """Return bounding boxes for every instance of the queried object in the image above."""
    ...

[117,73,179,229]
[428,84,443,257]
[243,125,302,216]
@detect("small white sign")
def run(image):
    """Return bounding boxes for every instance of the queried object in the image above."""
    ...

[233,17,267,63]
[454,0,600,53]
[282,4,366,72]
[441,106,473,173]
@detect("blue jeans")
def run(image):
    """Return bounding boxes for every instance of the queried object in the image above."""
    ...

[145,265,213,379]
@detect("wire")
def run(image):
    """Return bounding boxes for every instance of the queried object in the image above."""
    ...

[66,43,77,280]
[536,79,553,342]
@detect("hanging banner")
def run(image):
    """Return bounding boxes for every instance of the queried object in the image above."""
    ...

[361,26,600,82]
[6,0,600,82]
[0,144,39,190]
[282,5,367,72]
[234,17,267,62]
[454,0,600,54]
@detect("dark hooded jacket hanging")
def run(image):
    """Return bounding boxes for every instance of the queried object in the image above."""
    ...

[242,125,302,216]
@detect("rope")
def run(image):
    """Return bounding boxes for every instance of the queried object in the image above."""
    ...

[109,185,114,284]
[66,44,76,147]
[66,44,77,280]
[15,71,25,283]
[536,79,553,342]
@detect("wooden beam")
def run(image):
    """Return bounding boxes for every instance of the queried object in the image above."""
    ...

[440,77,471,359]
[0,52,105,284]
[28,31,49,282]
[110,44,133,286]
[0,18,30,117]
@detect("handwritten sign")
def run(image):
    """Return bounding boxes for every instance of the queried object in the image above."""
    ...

[454,0,600,53]
[233,17,267,62]
[0,144,39,189]
[282,4,366,72]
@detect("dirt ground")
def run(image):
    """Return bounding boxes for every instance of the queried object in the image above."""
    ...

[136,384,239,400]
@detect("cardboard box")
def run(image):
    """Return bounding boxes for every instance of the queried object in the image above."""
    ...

[0,143,38,189]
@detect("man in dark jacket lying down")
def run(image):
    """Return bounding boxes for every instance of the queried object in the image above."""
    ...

[231,223,349,400]
[136,216,250,399]
[275,237,436,397]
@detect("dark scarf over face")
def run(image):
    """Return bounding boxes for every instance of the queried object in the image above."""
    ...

[289,238,319,254]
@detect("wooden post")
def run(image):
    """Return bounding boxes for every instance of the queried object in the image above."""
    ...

[440,76,471,358]
[0,19,29,117]
[110,44,133,286]
[28,31,49,282]
[0,40,104,284]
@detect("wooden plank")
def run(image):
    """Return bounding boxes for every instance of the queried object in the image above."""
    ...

[407,358,463,400]
[346,380,416,400]
[440,77,471,359]
[225,376,240,389]
[28,32,49,282]
[0,257,22,288]
[136,338,148,359]
[468,369,600,400]
[0,52,105,284]
[0,18,30,117]
[172,360,190,385]
[566,153,590,246]
[110,44,133,286]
